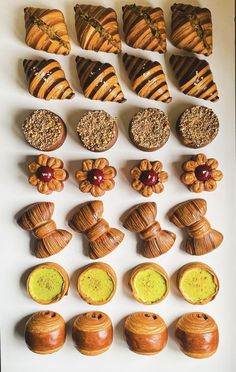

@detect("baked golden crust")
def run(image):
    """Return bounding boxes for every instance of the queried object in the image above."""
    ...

[123,53,171,102]
[24,7,70,55]
[122,4,166,52]
[74,4,121,53]
[169,55,219,102]
[170,3,212,56]
[23,59,74,100]
[75,56,126,102]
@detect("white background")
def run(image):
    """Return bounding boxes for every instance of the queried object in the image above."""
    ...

[0,0,235,371]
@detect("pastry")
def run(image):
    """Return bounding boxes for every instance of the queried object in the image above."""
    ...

[24,7,71,55]
[23,59,74,100]
[124,312,168,355]
[25,311,66,354]
[74,4,121,53]
[75,56,125,102]
[123,202,176,258]
[129,108,171,151]
[181,153,223,192]
[77,262,117,305]
[75,158,116,197]
[169,54,219,101]
[69,200,124,259]
[17,202,72,258]
[72,312,113,356]
[22,110,67,151]
[175,312,219,358]
[129,263,170,305]
[123,53,171,102]
[130,159,168,197]
[77,110,118,152]
[169,199,223,255]
[177,262,219,305]
[28,154,68,195]
[170,3,212,56]
[176,106,219,148]
[27,262,69,305]
[122,4,166,52]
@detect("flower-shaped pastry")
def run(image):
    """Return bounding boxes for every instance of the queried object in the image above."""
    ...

[130,159,168,197]
[75,158,116,197]
[181,154,223,193]
[28,154,68,195]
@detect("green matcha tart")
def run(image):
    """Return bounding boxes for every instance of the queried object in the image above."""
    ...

[77,262,117,305]
[27,262,69,305]
[129,263,170,305]
[177,262,219,305]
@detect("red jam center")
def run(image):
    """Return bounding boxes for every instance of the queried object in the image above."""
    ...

[195,165,212,181]
[140,170,158,186]
[87,169,104,186]
[36,166,54,182]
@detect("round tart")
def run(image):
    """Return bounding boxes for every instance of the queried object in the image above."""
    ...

[129,262,170,304]
[129,108,171,151]
[27,262,69,305]
[177,106,219,148]
[77,262,117,305]
[177,262,219,305]
[77,110,118,152]
[22,110,67,151]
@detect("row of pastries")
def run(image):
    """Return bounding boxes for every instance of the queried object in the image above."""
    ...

[24,4,213,55]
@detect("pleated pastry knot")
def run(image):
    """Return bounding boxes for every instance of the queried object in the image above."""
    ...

[123,202,176,258]
[17,202,72,258]
[23,59,74,100]
[169,199,223,255]
[69,201,124,259]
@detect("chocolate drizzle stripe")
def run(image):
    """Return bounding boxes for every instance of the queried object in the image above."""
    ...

[44,77,66,99]
[89,72,115,99]
[135,70,164,94]
[33,66,61,97]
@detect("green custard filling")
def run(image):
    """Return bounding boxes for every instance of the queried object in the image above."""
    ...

[134,269,167,303]
[29,268,64,302]
[79,268,114,303]
[179,268,217,303]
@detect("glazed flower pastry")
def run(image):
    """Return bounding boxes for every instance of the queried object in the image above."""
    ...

[24,7,71,55]
[28,154,68,195]
[75,158,116,197]
[181,154,223,193]
[130,159,168,197]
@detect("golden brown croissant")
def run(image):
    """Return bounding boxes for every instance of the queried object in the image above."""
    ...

[122,4,166,52]
[23,59,74,100]
[75,56,126,103]
[169,55,219,102]
[170,3,212,56]
[74,4,121,53]
[24,7,71,55]
[123,53,171,103]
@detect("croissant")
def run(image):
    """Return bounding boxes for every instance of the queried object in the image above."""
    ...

[170,3,212,56]
[74,4,121,53]
[122,4,166,53]
[23,59,74,100]
[169,199,223,255]
[123,53,171,103]
[17,202,72,258]
[169,54,219,102]
[24,7,71,55]
[123,202,176,258]
[75,56,126,103]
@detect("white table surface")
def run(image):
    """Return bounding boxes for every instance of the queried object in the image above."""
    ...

[0,0,235,371]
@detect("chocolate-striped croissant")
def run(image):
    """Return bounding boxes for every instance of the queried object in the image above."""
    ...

[23,59,74,100]
[24,7,71,55]
[170,3,212,56]
[123,53,171,103]
[122,4,166,53]
[169,54,219,102]
[75,56,126,103]
[74,4,121,53]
